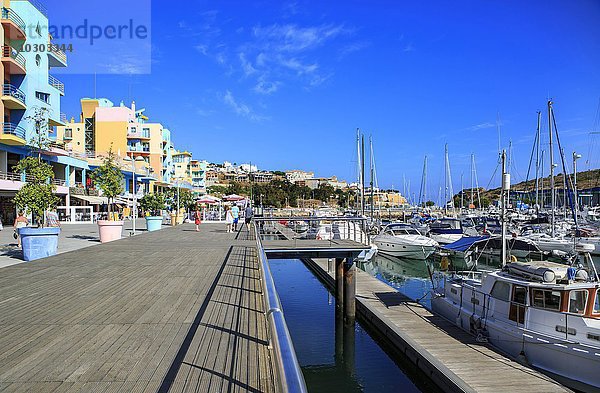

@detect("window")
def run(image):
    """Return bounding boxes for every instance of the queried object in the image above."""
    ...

[594,290,599,314]
[64,128,73,139]
[568,290,588,314]
[532,289,561,311]
[491,281,510,302]
[35,91,50,103]
[510,285,527,324]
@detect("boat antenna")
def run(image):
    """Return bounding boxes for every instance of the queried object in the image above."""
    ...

[501,150,509,267]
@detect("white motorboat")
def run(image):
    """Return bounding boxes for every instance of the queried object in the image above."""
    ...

[428,218,464,245]
[523,232,595,254]
[373,223,438,259]
[432,259,600,392]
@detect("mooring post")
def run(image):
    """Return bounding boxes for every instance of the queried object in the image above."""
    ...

[335,258,344,308]
[335,303,344,364]
[343,257,356,322]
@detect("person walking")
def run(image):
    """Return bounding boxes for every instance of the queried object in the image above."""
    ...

[224,206,234,233]
[46,209,61,228]
[13,212,28,247]
[231,203,240,232]
[244,204,253,231]
[194,206,202,232]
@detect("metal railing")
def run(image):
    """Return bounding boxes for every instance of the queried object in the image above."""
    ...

[1,7,26,32]
[128,146,150,153]
[27,0,47,17]
[2,45,26,69]
[60,113,67,123]
[2,122,26,139]
[254,224,308,393]
[254,216,370,246]
[2,84,26,105]
[47,35,67,64]
[127,131,151,139]
[0,170,66,186]
[48,74,64,94]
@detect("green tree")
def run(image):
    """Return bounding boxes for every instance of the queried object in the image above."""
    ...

[90,148,124,220]
[13,157,59,227]
[425,200,435,207]
[139,193,166,216]
[25,106,52,160]
[165,187,196,211]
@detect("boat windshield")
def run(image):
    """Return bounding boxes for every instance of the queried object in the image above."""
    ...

[439,219,461,229]
[386,225,420,236]
[594,290,600,314]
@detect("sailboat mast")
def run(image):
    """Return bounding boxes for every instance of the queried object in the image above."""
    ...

[535,111,541,210]
[460,173,464,210]
[501,150,509,266]
[444,144,448,215]
[369,135,375,218]
[356,128,361,212]
[361,134,366,217]
[470,154,474,207]
[548,100,555,237]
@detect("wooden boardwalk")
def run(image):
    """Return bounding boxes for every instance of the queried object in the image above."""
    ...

[0,224,277,393]
[305,258,572,393]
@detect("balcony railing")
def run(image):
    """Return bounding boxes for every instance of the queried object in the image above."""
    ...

[47,35,67,64]
[0,170,66,187]
[2,84,26,105]
[127,131,151,139]
[60,113,67,123]
[1,7,26,33]
[2,45,26,69]
[27,0,47,17]
[2,122,26,139]
[128,146,150,153]
[48,74,64,94]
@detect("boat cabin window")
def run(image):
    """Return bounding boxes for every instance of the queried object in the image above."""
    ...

[490,281,510,302]
[510,285,527,324]
[531,289,561,311]
[594,290,599,314]
[568,290,588,314]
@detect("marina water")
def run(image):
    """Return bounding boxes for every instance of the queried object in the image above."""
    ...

[269,258,439,392]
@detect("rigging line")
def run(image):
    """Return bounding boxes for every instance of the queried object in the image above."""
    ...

[524,127,539,196]
[486,160,501,190]
[551,108,576,223]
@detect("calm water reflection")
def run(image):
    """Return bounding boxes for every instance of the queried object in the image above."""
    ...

[269,259,432,393]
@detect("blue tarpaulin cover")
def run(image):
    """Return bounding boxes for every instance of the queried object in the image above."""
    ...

[442,236,490,252]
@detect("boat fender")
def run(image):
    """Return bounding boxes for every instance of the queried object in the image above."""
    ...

[510,255,517,262]
[441,256,449,271]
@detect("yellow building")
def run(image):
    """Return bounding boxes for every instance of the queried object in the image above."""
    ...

[56,99,170,190]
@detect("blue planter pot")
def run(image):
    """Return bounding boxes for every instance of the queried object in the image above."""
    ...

[145,216,163,232]
[19,227,61,262]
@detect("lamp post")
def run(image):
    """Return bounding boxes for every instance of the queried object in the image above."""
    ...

[124,154,145,235]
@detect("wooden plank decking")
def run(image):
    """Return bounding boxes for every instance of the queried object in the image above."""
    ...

[305,258,572,393]
[0,224,277,393]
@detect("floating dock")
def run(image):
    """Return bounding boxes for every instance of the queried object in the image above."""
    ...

[304,258,572,393]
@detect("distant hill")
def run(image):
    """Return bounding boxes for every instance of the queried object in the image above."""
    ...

[454,168,600,207]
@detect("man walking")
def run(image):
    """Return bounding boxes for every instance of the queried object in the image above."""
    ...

[46,209,61,228]
[231,203,240,232]
[244,204,253,231]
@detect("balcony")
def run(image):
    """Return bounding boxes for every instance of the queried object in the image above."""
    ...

[1,8,26,39]
[127,130,151,140]
[2,45,26,74]
[48,35,67,68]
[2,84,26,110]
[0,122,26,146]
[127,145,151,154]
[48,74,65,95]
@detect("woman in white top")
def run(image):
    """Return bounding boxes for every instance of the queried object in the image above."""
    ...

[225,206,234,233]
[13,212,28,246]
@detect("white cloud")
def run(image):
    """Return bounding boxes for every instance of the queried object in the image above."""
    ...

[465,122,497,131]
[254,79,280,95]
[222,90,267,121]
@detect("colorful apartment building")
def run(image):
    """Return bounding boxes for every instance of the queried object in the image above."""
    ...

[56,98,180,196]
[189,159,207,194]
[0,0,91,224]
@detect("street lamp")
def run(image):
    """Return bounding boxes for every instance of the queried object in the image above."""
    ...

[124,154,145,235]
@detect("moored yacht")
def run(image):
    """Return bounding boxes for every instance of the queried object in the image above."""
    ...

[373,223,438,259]
[428,218,464,245]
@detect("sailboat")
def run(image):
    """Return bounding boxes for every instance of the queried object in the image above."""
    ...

[432,150,600,392]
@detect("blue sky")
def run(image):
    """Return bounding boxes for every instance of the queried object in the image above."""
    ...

[51,0,600,199]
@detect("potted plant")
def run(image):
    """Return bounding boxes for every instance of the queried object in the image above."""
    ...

[139,193,165,232]
[13,157,61,261]
[91,148,125,243]
[166,186,195,225]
